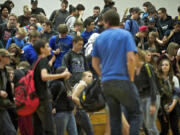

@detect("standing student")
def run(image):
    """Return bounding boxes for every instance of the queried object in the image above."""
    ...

[0,49,16,135]
[62,36,89,86]
[92,10,142,135]
[33,39,71,135]
[72,71,94,135]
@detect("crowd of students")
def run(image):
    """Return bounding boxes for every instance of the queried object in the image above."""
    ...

[0,0,180,135]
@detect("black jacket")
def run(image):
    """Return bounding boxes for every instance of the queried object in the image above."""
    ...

[135,63,157,104]
[50,79,74,112]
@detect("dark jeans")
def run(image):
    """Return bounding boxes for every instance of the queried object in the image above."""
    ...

[0,110,16,135]
[33,101,54,135]
[158,104,179,135]
[75,109,94,135]
[103,80,142,135]
[54,111,78,135]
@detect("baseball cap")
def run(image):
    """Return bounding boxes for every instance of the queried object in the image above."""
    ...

[0,49,14,57]
[139,25,148,32]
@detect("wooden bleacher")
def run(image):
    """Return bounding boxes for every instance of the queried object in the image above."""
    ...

[90,109,180,135]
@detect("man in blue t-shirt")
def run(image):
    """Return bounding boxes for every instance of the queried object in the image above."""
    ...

[49,24,73,69]
[92,10,142,135]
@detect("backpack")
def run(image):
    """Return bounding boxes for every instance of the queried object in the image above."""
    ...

[15,57,41,116]
[79,78,105,112]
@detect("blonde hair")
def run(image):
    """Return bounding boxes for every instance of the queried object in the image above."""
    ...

[23,5,31,14]
[137,48,146,61]
[17,27,27,36]
[8,13,18,20]
[82,71,92,79]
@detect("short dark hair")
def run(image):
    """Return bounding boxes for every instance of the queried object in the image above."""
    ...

[34,39,48,55]
[62,0,68,5]
[94,6,100,11]
[143,1,152,7]
[76,4,85,11]
[178,6,180,12]
[147,7,157,14]
[69,5,76,14]
[83,17,94,28]
[73,36,83,43]
[0,4,11,13]
[103,9,120,26]
[30,14,37,19]
[45,20,53,29]
[158,8,167,14]
[57,24,68,33]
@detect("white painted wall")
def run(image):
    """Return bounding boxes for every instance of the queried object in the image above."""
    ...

[1,0,180,20]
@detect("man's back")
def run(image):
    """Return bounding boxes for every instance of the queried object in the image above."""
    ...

[92,28,137,82]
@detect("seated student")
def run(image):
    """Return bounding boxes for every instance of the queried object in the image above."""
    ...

[6,27,27,49]
[134,25,148,49]
[24,14,43,33]
[41,20,57,41]
[32,39,71,135]
[124,7,142,36]
[62,36,89,86]
[69,20,83,37]
[81,17,95,45]
[163,21,180,46]
[175,6,180,21]
[72,71,94,135]
[50,66,77,135]
[22,30,40,65]
[8,43,25,68]
[18,5,31,27]
[49,24,73,69]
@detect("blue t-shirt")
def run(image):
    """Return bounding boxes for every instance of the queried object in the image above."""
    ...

[6,36,25,49]
[124,19,139,36]
[49,35,73,68]
[92,28,137,82]
[22,43,38,65]
[81,30,94,45]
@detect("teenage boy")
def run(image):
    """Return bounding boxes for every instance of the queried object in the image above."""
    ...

[69,20,83,37]
[33,39,71,135]
[0,49,16,135]
[49,0,69,30]
[0,13,17,48]
[62,36,89,86]
[92,10,142,135]
[81,17,95,45]
[22,30,40,65]
[41,20,58,41]
[163,21,180,46]
[31,0,46,16]
[49,24,73,69]
[125,7,142,36]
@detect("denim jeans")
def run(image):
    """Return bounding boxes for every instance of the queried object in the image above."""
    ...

[75,109,94,135]
[54,111,78,135]
[0,110,16,135]
[33,101,54,135]
[140,95,160,135]
[103,80,142,135]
